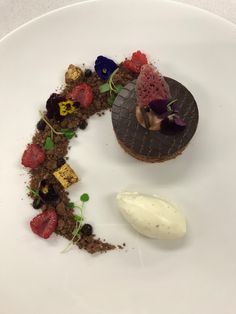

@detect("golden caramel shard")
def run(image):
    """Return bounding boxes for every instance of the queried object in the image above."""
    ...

[65,64,83,84]
[53,164,79,188]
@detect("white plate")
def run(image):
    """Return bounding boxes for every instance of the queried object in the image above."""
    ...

[0,0,236,313]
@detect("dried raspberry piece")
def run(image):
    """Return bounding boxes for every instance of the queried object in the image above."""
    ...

[67,83,93,108]
[136,64,171,107]
[30,209,58,239]
[21,144,45,169]
[123,50,148,73]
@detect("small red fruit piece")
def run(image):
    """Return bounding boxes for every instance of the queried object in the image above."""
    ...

[123,50,148,73]
[136,64,171,107]
[67,83,93,108]
[21,144,45,169]
[30,209,58,239]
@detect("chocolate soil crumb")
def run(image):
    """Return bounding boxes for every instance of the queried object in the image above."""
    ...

[77,235,116,254]
[27,67,136,254]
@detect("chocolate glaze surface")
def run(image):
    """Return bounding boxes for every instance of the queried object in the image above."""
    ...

[111,77,199,161]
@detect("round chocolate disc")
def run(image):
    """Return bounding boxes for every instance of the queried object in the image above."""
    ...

[111,77,199,162]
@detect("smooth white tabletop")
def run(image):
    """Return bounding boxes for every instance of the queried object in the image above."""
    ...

[0,0,235,39]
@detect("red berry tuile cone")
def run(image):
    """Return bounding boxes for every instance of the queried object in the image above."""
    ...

[136,64,170,107]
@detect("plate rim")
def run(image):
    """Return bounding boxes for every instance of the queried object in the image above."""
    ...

[0,0,235,46]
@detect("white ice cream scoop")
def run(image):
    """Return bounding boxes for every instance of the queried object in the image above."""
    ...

[116,192,186,239]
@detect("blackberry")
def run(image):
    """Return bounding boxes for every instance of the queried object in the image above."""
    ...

[79,120,88,130]
[84,69,92,78]
[36,119,46,131]
[32,198,43,209]
[80,224,93,236]
[57,158,66,168]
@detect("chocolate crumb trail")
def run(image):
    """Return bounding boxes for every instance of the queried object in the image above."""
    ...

[26,66,136,254]
[77,235,116,254]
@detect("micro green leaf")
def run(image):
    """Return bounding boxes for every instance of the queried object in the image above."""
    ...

[107,94,116,106]
[61,194,90,253]
[72,226,80,236]
[74,215,82,222]
[27,186,40,198]
[44,136,54,150]
[61,129,76,140]
[115,84,123,93]
[68,202,75,209]
[99,83,110,93]
[80,193,89,202]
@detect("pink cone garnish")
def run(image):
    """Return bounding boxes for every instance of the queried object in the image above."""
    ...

[136,64,170,107]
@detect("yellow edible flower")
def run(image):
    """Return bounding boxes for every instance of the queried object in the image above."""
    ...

[59,100,76,116]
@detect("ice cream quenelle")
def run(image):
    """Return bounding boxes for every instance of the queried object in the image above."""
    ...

[116,192,186,239]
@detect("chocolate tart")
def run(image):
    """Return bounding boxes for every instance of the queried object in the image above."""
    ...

[111,77,199,162]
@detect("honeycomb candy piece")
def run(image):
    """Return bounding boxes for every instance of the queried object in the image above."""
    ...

[53,164,79,188]
[65,64,83,84]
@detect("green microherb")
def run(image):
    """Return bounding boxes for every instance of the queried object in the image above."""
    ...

[99,83,110,93]
[44,136,54,150]
[39,111,63,136]
[74,215,82,222]
[61,193,90,253]
[26,186,43,204]
[99,68,124,106]
[167,99,178,112]
[115,84,124,94]
[67,202,75,209]
[80,193,89,202]
[72,226,80,236]
[61,129,76,140]
[107,94,116,106]
[39,112,76,141]
[27,186,40,198]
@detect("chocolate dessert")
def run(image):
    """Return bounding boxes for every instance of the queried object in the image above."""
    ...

[112,66,199,162]
[112,78,199,162]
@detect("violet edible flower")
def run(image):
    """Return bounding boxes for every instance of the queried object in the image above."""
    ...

[160,114,186,135]
[149,99,178,118]
[95,56,117,80]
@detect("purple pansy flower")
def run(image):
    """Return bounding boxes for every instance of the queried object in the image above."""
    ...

[148,98,186,134]
[149,99,178,118]
[95,56,118,80]
[160,114,186,135]
[46,93,79,121]
[46,93,65,121]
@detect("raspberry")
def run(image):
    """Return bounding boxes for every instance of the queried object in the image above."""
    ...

[123,50,148,73]
[67,83,93,108]
[21,144,45,169]
[136,64,171,107]
[30,209,58,239]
